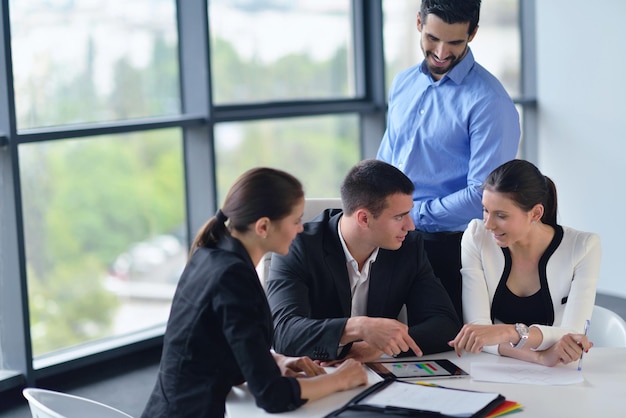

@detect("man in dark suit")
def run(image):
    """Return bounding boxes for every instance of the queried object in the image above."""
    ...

[266,159,461,363]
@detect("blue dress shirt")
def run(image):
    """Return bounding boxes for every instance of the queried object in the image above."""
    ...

[377,48,520,233]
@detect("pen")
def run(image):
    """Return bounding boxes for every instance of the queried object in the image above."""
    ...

[577,319,590,371]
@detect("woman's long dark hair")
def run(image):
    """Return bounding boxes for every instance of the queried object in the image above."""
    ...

[189,167,303,258]
[483,159,558,227]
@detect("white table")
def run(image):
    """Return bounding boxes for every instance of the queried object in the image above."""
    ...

[226,348,626,417]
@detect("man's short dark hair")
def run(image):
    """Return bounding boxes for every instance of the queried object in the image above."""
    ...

[420,0,481,35]
[340,159,414,217]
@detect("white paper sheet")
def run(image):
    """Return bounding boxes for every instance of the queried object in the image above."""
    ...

[362,381,501,417]
[470,362,584,385]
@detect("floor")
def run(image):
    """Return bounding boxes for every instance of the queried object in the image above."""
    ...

[0,347,161,418]
[1,292,624,418]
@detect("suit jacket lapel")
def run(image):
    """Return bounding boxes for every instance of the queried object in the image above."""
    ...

[367,251,393,317]
[324,211,352,316]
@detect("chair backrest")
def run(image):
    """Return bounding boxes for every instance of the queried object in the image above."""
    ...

[23,388,133,418]
[256,197,342,287]
[302,197,342,222]
[587,305,626,348]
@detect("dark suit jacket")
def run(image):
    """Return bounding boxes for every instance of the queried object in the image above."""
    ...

[142,236,303,418]
[266,209,461,361]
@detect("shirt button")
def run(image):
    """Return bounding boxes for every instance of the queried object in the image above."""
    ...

[420,109,425,115]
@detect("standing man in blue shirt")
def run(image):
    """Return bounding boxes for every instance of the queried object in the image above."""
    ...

[377,0,521,322]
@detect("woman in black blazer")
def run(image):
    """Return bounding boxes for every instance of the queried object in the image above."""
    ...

[141,167,367,418]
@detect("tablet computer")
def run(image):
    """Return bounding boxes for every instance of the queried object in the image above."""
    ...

[366,359,469,380]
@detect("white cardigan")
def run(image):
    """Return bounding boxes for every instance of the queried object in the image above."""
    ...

[461,219,601,354]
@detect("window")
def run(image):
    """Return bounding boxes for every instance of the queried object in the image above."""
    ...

[214,115,359,202]
[209,0,355,104]
[19,130,186,357]
[10,0,180,129]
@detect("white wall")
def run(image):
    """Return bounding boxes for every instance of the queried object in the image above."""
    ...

[536,0,626,297]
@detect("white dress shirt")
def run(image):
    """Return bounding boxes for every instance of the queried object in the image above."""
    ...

[338,218,379,317]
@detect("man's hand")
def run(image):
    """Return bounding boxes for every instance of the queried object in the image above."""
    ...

[319,341,384,367]
[344,317,422,358]
[344,341,383,363]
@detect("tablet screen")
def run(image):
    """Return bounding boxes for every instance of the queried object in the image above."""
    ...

[366,359,468,380]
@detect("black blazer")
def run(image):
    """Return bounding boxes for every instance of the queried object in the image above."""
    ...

[142,236,304,418]
[266,209,461,361]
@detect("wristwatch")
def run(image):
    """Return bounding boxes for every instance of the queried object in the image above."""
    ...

[510,323,529,348]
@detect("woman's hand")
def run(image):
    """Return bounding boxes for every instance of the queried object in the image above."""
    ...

[448,324,516,356]
[273,353,327,377]
[330,359,368,391]
[537,333,593,367]
[295,358,368,402]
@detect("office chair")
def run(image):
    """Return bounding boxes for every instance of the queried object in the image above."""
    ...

[256,197,342,288]
[22,388,133,418]
[587,305,626,347]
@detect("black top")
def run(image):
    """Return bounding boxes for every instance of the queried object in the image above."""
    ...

[141,235,304,418]
[266,209,461,361]
[491,225,565,326]
[492,285,549,325]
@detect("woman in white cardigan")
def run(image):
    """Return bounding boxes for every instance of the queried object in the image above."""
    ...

[448,159,601,366]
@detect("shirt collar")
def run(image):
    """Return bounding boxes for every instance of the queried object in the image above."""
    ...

[337,216,380,269]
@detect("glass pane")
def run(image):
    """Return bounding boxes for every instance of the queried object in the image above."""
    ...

[10,0,180,130]
[383,0,520,97]
[214,115,359,203]
[19,130,187,357]
[209,0,355,104]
